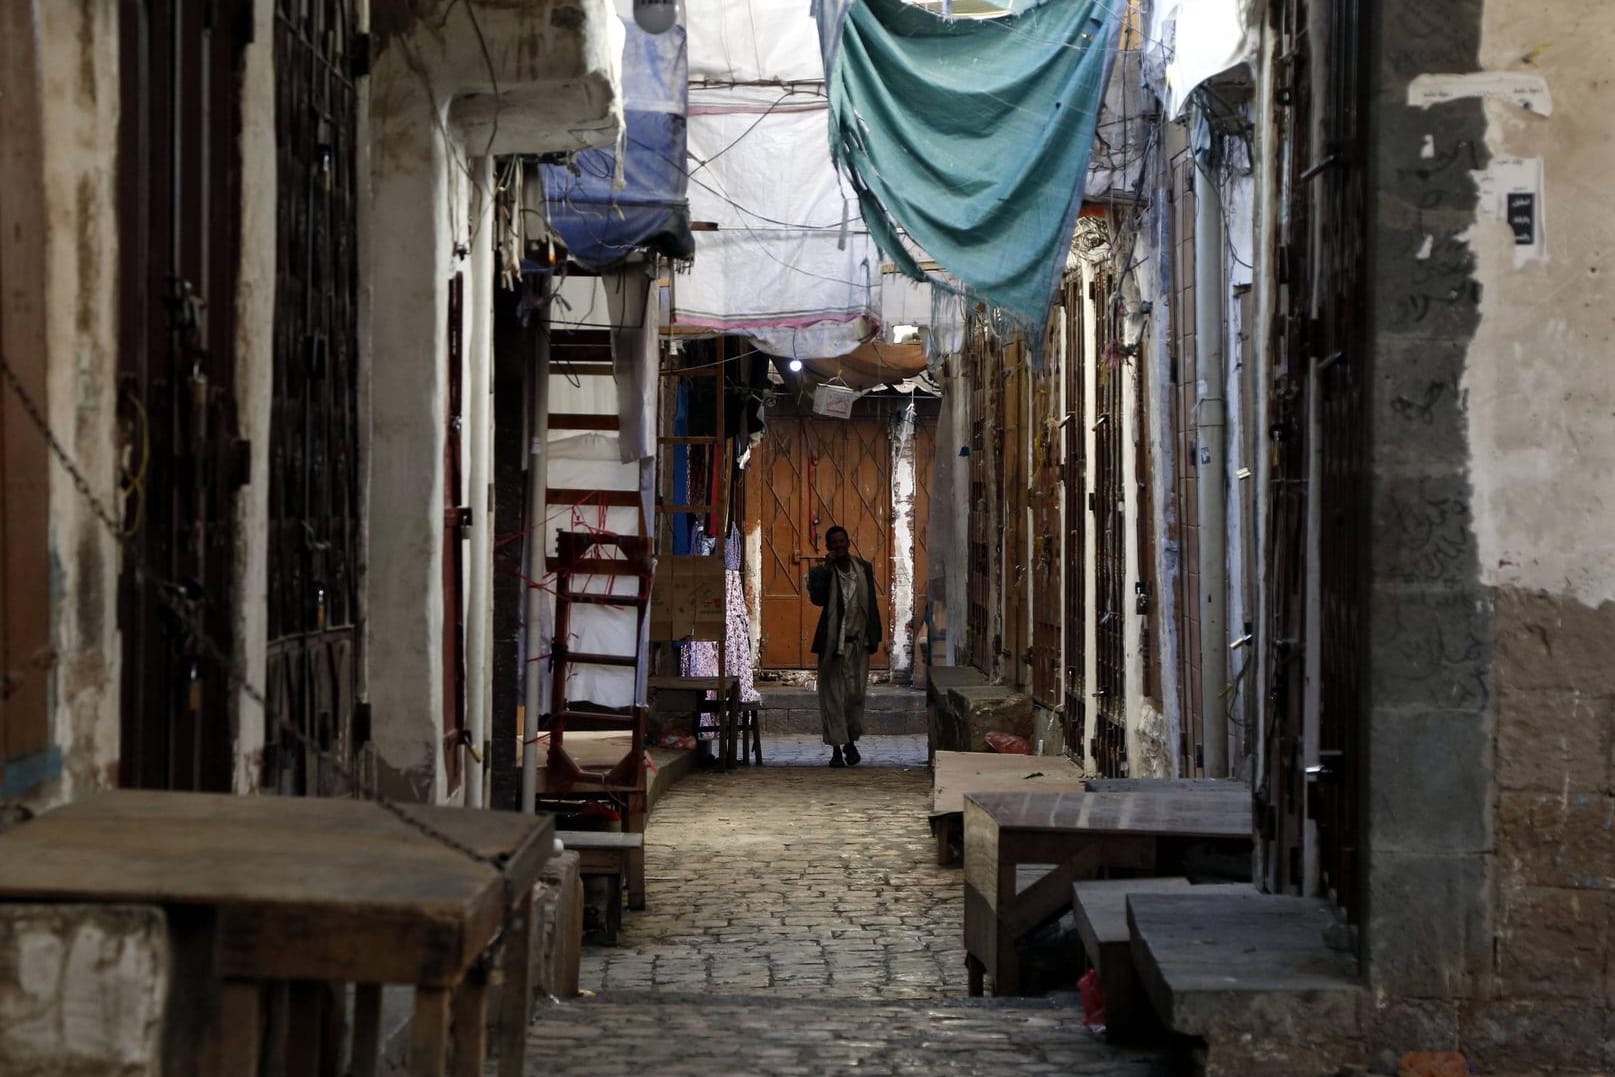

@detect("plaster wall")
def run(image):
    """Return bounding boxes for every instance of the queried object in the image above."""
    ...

[365,0,621,802]
[1465,1,1615,1065]
[231,0,278,793]
[889,406,917,677]
[5,2,125,807]
[0,905,168,1076]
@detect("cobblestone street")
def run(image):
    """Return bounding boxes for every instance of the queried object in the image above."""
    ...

[523,736,1172,1074]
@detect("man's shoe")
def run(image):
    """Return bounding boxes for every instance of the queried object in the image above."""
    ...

[829,747,846,768]
[844,742,861,766]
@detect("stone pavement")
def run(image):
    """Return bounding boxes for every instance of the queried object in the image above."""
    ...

[521,736,1171,1074]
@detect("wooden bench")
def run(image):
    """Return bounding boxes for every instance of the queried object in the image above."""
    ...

[928,750,1085,866]
[0,790,554,1077]
[556,830,645,946]
[962,787,1251,997]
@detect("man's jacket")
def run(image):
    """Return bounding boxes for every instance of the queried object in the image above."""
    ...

[807,557,882,657]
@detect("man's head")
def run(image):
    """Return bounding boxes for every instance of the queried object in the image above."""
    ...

[825,526,851,567]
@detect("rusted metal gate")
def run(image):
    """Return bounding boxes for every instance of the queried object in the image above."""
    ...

[1061,276,1088,756]
[752,401,894,669]
[965,326,996,675]
[117,0,248,791]
[1091,270,1126,776]
[1261,0,1368,923]
[1030,325,1064,709]
[265,0,362,797]
[1168,148,1206,775]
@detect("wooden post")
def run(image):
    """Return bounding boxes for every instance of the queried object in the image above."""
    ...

[410,986,452,1077]
[497,889,535,1077]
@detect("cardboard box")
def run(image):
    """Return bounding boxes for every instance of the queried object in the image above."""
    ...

[649,555,725,640]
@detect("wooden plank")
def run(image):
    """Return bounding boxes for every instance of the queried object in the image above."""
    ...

[930,750,1085,816]
[963,788,1250,840]
[450,972,487,1077]
[410,986,451,1077]
[549,414,619,430]
[284,982,325,1077]
[0,792,554,987]
[555,830,644,850]
[217,980,263,1077]
[545,488,640,506]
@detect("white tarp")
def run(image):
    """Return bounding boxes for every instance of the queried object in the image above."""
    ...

[1144,0,1261,119]
[676,104,879,352]
[685,0,824,87]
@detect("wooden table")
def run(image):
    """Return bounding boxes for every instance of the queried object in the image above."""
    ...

[648,674,741,768]
[962,787,1250,997]
[928,750,1086,865]
[0,790,554,1077]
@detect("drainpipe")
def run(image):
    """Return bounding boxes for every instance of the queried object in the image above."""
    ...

[465,156,493,809]
[520,275,552,812]
[1194,136,1229,778]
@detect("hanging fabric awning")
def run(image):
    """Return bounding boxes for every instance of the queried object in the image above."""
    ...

[541,19,694,270]
[815,0,1119,337]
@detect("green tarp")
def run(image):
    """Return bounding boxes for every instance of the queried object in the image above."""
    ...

[819,0,1118,340]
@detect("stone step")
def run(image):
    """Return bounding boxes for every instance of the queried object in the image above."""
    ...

[755,684,928,735]
[1127,889,1362,1044]
[522,991,1174,1075]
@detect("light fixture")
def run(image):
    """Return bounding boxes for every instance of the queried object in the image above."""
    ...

[633,0,677,33]
[788,358,804,373]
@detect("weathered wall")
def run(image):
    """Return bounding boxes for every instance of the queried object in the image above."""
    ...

[1466,0,1615,1068]
[889,405,917,677]
[365,0,621,802]
[1365,0,1494,1002]
[1365,0,1615,1067]
[0,905,168,1077]
[1,2,126,807]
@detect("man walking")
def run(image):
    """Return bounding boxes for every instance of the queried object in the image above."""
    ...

[807,525,882,767]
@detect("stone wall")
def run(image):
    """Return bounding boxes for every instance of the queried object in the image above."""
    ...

[1363,0,1615,1069]
[0,905,168,1077]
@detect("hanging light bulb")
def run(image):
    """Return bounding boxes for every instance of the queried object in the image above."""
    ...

[633,0,677,33]
[788,359,804,373]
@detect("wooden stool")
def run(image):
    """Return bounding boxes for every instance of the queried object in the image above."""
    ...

[737,703,762,766]
[557,830,645,946]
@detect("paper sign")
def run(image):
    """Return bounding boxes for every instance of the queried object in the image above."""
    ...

[1408,72,1552,116]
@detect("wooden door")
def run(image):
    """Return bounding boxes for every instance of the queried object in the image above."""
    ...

[1092,271,1127,776]
[1030,325,1063,708]
[755,407,893,669]
[117,0,246,792]
[1001,344,1029,690]
[757,419,811,668]
[1061,276,1088,757]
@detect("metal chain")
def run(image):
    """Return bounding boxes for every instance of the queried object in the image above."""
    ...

[0,351,504,873]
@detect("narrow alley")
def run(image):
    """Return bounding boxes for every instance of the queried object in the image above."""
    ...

[524,735,1171,1075]
[3,0,1614,1074]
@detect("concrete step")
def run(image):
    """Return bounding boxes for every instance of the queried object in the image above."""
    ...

[1127,889,1362,1045]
